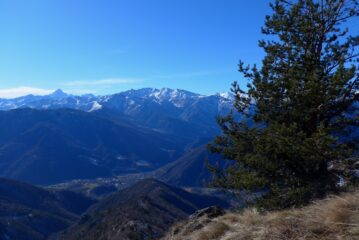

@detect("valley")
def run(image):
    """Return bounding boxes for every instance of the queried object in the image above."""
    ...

[0,88,356,239]
[0,88,233,185]
[0,88,236,239]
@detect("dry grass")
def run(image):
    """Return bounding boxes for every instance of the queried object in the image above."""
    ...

[196,222,230,240]
[163,191,359,240]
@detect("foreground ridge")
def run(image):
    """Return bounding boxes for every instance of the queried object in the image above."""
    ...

[163,191,359,240]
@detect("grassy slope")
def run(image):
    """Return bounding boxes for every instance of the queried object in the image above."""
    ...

[164,191,359,240]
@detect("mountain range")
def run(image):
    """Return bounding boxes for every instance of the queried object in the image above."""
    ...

[0,88,355,188]
[0,88,234,185]
[0,88,232,135]
[0,88,357,240]
[0,88,233,112]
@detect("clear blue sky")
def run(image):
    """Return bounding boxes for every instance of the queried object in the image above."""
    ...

[0,0,357,98]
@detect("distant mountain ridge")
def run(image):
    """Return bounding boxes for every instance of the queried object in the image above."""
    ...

[0,88,354,188]
[0,88,236,185]
[0,88,233,114]
[0,88,234,137]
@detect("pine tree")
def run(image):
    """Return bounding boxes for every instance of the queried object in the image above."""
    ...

[209,0,359,210]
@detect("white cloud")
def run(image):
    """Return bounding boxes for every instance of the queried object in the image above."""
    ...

[64,78,141,87]
[0,86,54,99]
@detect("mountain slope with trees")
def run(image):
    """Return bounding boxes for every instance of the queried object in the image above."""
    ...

[60,179,228,240]
[0,108,187,184]
[0,178,95,240]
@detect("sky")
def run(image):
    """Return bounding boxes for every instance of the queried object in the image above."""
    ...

[0,0,357,98]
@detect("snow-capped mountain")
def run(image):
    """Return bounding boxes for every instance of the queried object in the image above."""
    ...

[0,88,235,185]
[0,89,97,111]
[0,88,229,110]
[0,88,234,137]
[0,88,232,119]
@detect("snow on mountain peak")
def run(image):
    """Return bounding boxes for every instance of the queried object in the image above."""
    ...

[217,92,233,99]
[0,87,235,112]
[49,89,68,99]
[88,101,103,112]
[147,88,200,107]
